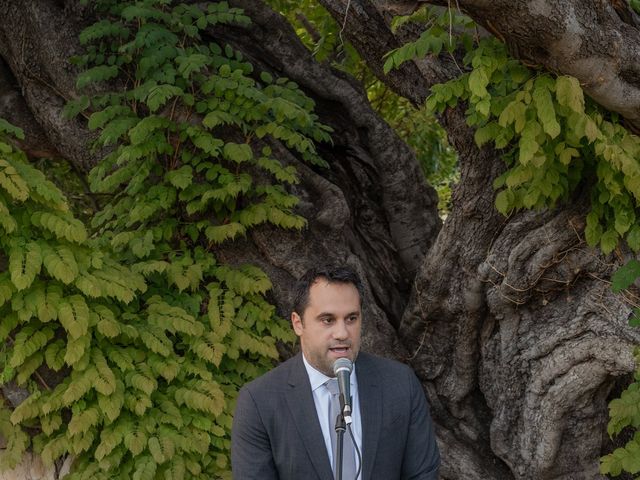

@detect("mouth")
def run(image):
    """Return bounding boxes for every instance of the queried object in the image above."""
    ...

[328,346,351,357]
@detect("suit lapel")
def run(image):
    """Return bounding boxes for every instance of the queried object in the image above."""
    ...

[357,353,382,480]
[285,354,334,480]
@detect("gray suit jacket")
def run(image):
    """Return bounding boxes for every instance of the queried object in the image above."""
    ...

[231,352,440,479]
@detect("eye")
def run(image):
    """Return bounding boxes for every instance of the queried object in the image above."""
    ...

[347,315,358,323]
[321,317,334,325]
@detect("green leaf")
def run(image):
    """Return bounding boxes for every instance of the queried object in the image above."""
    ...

[32,211,87,243]
[468,67,489,98]
[205,222,246,244]
[147,436,165,463]
[223,143,253,163]
[0,159,29,201]
[62,96,90,119]
[627,225,640,252]
[558,146,579,165]
[132,455,157,480]
[130,230,155,259]
[42,245,79,284]
[600,452,622,476]
[64,333,89,366]
[600,229,619,255]
[191,130,224,155]
[622,440,640,473]
[176,53,209,78]
[522,188,540,208]
[584,117,600,143]
[128,115,168,145]
[615,209,635,235]
[626,175,640,201]
[0,118,25,139]
[519,137,539,165]
[382,55,395,74]
[88,105,133,131]
[505,167,532,188]
[140,328,173,357]
[9,242,42,291]
[495,190,513,215]
[58,295,90,340]
[0,200,17,233]
[474,122,501,147]
[555,76,584,112]
[585,211,603,246]
[76,65,119,89]
[476,98,491,117]
[146,84,183,112]
[79,18,128,44]
[98,381,124,423]
[532,84,561,138]
[202,111,235,129]
[68,406,101,436]
[166,165,193,190]
[44,340,65,371]
[498,100,527,133]
[612,260,640,293]
[260,71,273,84]
[98,117,140,146]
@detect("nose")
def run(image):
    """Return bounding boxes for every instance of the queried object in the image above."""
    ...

[332,319,349,340]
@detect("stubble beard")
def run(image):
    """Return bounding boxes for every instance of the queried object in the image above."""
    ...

[309,347,360,378]
[313,352,336,377]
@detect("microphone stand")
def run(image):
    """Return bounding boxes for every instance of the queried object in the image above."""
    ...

[334,412,346,480]
[334,393,348,480]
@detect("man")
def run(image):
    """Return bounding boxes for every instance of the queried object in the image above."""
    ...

[231,265,440,479]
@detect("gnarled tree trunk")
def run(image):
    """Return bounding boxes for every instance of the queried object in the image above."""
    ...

[316,1,640,478]
[0,1,637,479]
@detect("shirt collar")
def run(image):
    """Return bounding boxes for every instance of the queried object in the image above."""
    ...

[302,353,358,392]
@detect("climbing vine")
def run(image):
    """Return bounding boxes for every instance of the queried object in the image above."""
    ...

[0,0,333,478]
[0,118,144,473]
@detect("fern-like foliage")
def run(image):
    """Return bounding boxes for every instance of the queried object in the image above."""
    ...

[0,1,333,478]
[0,1,333,479]
[0,120,146,471]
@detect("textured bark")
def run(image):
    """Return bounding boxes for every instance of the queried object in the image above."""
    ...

[0,1,98,172]
[1,1,638,480]
[402,109,640,479]
[315,1,640,479]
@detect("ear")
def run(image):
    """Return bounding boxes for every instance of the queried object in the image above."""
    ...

[291,311,304,337]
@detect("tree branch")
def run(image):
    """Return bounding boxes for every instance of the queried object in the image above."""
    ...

[380,0,640,131]
[0,0,99,172]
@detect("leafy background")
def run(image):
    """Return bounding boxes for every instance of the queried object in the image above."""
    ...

[1,0,640,478]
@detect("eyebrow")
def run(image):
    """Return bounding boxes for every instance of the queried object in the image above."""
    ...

[316,311,360,319]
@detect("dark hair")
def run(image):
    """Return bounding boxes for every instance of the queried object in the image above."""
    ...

[292,265,364,317]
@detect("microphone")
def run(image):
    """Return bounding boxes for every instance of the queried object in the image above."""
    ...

[333,358,353,425]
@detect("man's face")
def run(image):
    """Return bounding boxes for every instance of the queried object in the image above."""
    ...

[291,279,362,377]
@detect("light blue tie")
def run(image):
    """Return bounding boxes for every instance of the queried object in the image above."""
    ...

[326,378,357,480]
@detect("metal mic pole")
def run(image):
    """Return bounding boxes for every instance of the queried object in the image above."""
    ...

[335,409,346,480]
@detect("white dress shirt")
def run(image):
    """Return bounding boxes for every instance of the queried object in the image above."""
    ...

[302,354,363,472]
